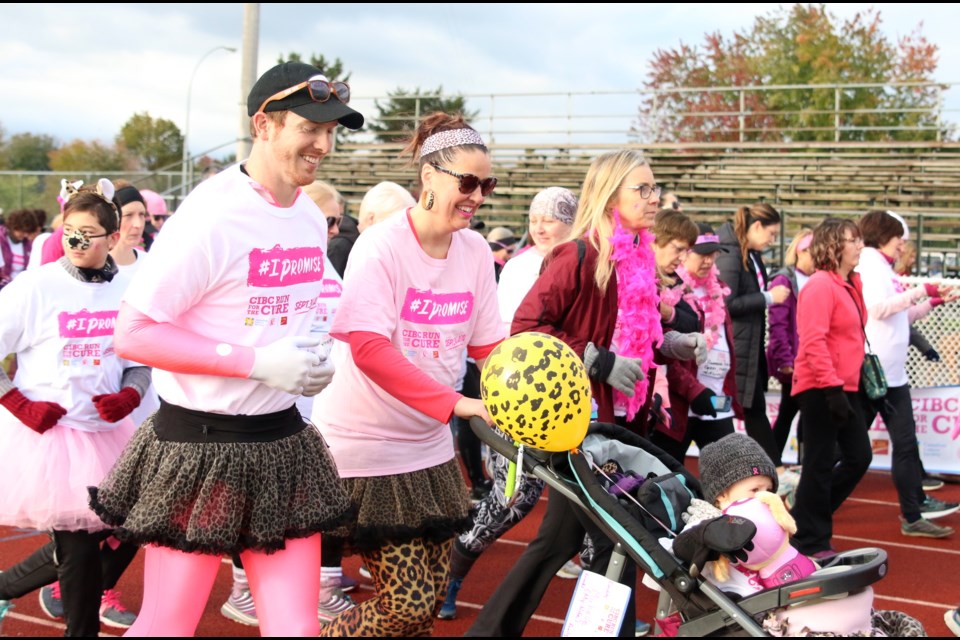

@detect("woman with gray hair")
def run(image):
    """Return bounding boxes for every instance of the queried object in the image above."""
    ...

[439,186,580,621]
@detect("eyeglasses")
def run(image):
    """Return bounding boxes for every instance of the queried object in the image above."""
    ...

[430,163,497,197]
[843,236,864,246]
[621,184,662,199]
[257,75,351,114]
[326,215,343,229]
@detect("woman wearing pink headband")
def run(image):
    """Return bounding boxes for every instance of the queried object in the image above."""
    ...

[311,112,503,637]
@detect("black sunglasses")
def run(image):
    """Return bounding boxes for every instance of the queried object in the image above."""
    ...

[326,215,343,229]
[430,163,497,197]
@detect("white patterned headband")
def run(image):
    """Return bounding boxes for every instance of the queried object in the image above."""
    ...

[419,128,486,159]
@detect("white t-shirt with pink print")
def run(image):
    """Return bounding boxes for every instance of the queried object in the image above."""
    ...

[313,212,504,477]
[0,263,133,432]
[123,164,329,416]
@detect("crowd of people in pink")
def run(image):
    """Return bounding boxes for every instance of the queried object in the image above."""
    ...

[0,60,957,637]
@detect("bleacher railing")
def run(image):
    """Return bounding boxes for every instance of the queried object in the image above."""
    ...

[350,80,959,145]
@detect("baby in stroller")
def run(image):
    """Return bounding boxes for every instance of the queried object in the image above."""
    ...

[679,433,815,594]
[664,433,925,637]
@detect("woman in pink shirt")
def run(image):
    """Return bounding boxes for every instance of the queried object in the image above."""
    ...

[312,113,503,637]
[790,218,871,558]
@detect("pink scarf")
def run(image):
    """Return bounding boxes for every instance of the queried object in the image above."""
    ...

[675,263,731,350]
[610,211,662,420]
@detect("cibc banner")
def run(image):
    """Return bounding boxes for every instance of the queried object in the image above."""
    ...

[692,387,960,474]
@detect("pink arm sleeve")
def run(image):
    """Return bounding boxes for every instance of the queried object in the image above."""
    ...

[349,331,462,424]
[114,302,255,378]
[907,299,935,324]
[866,285,925,321]
[467,340,501,361]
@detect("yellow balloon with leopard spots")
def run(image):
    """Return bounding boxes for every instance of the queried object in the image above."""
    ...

[480,332,591,452]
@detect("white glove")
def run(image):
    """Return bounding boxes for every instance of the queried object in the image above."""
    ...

[302,356,335,397]
[660,331,707,364]
[249,336,321,394]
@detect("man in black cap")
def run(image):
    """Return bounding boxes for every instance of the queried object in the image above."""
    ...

[92,62,363,636]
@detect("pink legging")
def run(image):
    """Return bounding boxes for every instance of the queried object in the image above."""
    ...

[125,535,321,637]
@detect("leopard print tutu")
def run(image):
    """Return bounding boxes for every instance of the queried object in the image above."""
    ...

[90,416,351,555]
[333,458,473,552]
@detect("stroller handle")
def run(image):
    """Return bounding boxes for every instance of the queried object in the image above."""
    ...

[469,416,522,462]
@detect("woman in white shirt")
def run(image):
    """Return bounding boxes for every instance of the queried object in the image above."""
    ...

[856,210,959,538]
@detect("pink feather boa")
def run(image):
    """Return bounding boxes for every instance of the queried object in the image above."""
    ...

[675,263,731,350]
[610,211,663,420]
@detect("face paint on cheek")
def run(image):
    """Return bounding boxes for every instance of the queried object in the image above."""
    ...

[65,229,92,250]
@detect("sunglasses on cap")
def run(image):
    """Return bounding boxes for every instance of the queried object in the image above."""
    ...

[257,75,351,114]
[430,163,497,197]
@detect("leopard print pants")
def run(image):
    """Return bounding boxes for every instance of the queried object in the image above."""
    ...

[320,537,452,637]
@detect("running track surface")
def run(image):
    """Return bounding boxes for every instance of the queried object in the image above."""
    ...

[1,467,958,637]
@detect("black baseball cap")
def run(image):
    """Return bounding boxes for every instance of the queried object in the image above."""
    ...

[246,62,364,130]
[692,222,728,255]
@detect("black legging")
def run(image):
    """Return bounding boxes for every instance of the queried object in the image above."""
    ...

[790,388,872,555]
[859,385,926,521]
[743,358,782,466]
[0,530,138,636]
[773,377,803,464]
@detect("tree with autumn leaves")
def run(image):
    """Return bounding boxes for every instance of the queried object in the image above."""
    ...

[635,4,947,143]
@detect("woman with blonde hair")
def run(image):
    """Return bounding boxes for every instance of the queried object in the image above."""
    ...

[469,149,663,637]
[766,228,814,476]
[717,203,790,470]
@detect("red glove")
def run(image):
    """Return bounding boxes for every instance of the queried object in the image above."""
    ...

[931,297,945,308]
[924,283,940,298]
[92,387,141,423]
[0,388,67,434]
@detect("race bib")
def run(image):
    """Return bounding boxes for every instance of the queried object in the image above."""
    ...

[701,348,731,380]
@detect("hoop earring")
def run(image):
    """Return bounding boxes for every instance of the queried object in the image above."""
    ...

[422,190,435,211]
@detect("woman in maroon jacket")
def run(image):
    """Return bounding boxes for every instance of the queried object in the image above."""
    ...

[469,149,662,638]
[652,223,743,462]
[790,218,871,558]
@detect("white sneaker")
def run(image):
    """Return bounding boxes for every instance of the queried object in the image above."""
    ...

[556,559,583,580]
[318,589,354,624]
[220,587,258,626]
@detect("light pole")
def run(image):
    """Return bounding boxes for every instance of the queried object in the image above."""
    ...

[181,46,236,197]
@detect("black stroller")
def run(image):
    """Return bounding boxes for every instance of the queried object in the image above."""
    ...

[470,418,889,637]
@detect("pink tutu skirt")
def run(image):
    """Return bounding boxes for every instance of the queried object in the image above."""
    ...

[0,411,135,531]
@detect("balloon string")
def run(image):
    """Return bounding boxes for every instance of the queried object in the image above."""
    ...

[504,442,524,500]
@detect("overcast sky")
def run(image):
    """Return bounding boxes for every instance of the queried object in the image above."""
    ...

[2,3,957,160]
